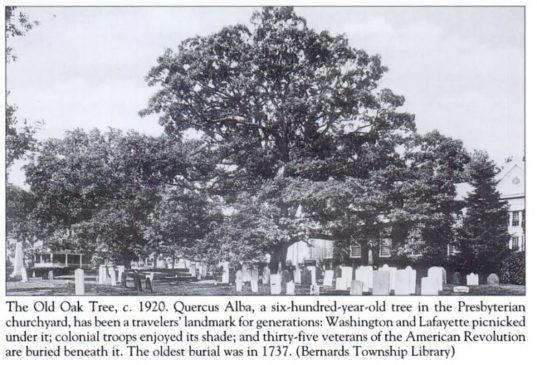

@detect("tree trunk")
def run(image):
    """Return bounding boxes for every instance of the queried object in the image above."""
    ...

[269,243,289,274]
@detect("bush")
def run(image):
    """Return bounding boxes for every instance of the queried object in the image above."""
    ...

[499,252,525,285]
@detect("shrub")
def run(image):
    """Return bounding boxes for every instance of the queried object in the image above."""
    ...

[499,252,525,285]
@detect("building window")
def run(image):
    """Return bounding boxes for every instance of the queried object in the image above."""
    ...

[323,241,333,259]
[349,244,361,258]
[512,211,520,227]
[512,236,519,250]
[379,238,392,258]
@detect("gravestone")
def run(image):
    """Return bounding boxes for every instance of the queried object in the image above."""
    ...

[335,277,347,291]
[405,266,417,294]
[48,270,54,281]
[453,286,470,293]
[98,265,106,284]
[11,241,24,278]
[251,278,259,293]
[372,271,390,295]
[356,266,373,292]
[242,264,252,283]
[110,266,117,286]
[75,269,85,295]
[117,266,125,284]
[466,273,479,286]
[427,267,444,292]
[293,267,301,284]
[350,280,363,296]
[379,264,396,292]
[270,274,282,294]
[235,270,243,292]
[487,273,500,285]
[421,277,439,295]
[221,262,230,284]
[394,269,411,295]
[262,266,270,284]
[452,272,462,285]
[251,267,259,283]
[286,281,295,295]
[323,270,334,287]
[21,268,28,283]
[341,266,353,288]
[310,283,320,296]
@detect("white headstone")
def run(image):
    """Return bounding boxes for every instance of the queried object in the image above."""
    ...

[372,270,390,295]
[117,266,125,284]
[427,267,444,292]
[221,262,230,284]
[235,270,243,292]
[394,269,411,295]
[421,277,438,295]
[310,283,320,296]
[350,280,363,295]
[110,266,117,286]
[335,277,347,290]
[380,264,396,292]
[99,265,106,284]
[270,274,282,295]
[11,241,24,278]
[75,269,85,295]
[286,281,295,295]
[466,273,479,286]
[251,267,259,283]
[323,270,334,287]
[242,264,252,283]
[21,267,28,283]
[405,266,417,294]
[341,266,353,288]
[251,279,258,293]
[294,267,301,284]
[356,266,373,292]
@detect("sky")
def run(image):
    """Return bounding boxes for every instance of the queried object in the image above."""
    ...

[6,6,525,186]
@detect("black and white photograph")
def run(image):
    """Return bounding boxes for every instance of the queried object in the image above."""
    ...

[5,6,525,296]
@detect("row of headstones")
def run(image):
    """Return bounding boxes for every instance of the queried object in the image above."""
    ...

[228,261,498,295]
[98,265,125,286]
[230,264,322,292]
[325,265,417,295]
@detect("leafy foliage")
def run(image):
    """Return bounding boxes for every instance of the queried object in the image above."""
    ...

[5,6,38,62]
[499,251,525,285]
[457,151,510,274]
[142,7,415,265]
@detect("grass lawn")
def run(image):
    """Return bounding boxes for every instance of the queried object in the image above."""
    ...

[6,278,525,296]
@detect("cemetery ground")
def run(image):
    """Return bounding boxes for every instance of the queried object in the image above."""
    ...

[6,277,525,296]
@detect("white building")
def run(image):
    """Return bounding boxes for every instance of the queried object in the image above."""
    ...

[496,159,525,251]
